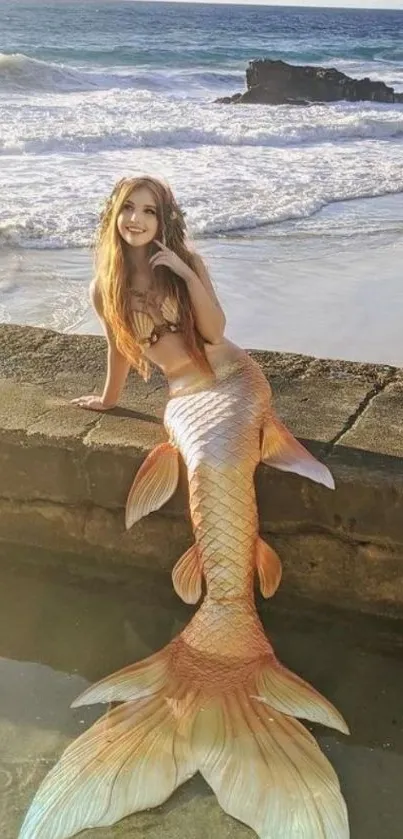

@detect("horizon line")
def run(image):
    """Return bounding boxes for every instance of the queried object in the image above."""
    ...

[118,0,403,10]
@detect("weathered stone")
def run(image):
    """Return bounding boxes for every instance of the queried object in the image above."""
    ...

[271,377,371,443]
[0,498,192,569]
[0,499,87,551]
[0,379,55,433]
[0,323,402,617]
[0,440,88,504]
[257,462,403,546]
[340,374,403,457]
[267,532,403,618]
[216,58,403,106]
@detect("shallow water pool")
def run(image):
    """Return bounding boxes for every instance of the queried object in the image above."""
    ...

[1,552,402,839]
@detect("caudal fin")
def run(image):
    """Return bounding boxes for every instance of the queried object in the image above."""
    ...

[19,691,196,839]
[19,623,349,839]
[193,693,349,839]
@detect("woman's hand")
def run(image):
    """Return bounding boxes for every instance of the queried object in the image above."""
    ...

[70,395,116,411]
[149,241,194,284]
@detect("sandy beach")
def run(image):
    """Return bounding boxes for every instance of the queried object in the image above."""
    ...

[1,192,402,366]
[1,2,403,367]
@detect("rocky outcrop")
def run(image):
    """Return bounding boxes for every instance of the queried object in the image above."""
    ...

[217,59,403,106]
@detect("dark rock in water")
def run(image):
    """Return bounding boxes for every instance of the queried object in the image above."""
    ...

[217,93,243,105]
[215,59,403,106]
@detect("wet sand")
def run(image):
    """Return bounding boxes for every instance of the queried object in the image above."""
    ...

[1,193,403,367]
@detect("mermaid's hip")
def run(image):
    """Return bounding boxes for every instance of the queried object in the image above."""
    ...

[166,342,247,398]
[164,350,268,471]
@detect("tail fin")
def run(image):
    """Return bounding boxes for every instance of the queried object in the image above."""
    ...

[193,693,349,839]
[261,415,335,490]
[18,691,196,839]
[19,624,349,839]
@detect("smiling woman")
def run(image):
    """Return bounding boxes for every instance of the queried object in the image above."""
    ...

[70,174,226,402]
[117,187,159,247]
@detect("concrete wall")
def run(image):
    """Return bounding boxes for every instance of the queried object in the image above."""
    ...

[0,323,402,617]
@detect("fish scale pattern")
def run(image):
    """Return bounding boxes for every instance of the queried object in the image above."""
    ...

[178,594,272,665]
[165,356,269,601]
[17,350,349,839]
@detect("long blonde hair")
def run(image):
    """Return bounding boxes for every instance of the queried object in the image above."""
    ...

[94,175,212,380]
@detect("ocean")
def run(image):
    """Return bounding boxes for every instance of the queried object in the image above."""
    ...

[1,0,403,364]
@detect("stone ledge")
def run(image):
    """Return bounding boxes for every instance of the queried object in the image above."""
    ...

[0,323,402,617]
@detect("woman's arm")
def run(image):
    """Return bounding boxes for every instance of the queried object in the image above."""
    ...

[92,283,131,406]
[186,253,226,344]
[150,245,226,344]
[71,282,131,411]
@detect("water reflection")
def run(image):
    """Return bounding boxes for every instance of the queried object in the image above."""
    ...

[0,554,402,839]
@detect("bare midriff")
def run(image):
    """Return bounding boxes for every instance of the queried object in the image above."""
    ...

[141,331,246,393]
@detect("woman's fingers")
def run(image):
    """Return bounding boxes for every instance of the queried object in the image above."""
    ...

[149,246,188,279]
[70,395,111,411]
[149,251,167,263]
[150,255,170,269]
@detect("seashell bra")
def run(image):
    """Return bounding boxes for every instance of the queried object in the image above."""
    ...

[130,289,181,350]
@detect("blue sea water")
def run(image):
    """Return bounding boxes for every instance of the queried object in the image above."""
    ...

[1,0,403,246]
[0,1,403,362]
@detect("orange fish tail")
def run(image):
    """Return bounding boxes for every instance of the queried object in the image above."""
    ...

[19,353,348,839]
[19,599,348,839]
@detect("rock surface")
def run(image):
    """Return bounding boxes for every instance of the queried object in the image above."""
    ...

[0,323,403,617]
[216,58,403,105]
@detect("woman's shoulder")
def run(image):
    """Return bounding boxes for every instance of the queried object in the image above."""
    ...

[188,249,205,270]
[89,280,103,315]
[187,250,211,284]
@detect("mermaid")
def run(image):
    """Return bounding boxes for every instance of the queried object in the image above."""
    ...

[19,175,349,839]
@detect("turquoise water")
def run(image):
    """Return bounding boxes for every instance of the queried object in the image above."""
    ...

[3,2,403,72]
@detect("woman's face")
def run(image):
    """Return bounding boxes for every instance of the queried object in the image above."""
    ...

[117,185,159,248]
